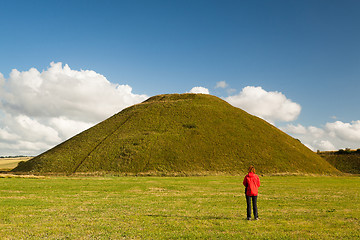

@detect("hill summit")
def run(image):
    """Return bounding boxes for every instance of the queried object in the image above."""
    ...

[13,93,339,175]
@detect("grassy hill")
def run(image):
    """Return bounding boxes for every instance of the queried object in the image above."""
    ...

[319,150,360,174]
[12,93,339,175]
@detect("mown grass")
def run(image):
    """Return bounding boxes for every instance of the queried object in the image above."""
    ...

[0,175,358,239]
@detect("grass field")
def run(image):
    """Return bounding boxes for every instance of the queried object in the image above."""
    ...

[0,175,359,239]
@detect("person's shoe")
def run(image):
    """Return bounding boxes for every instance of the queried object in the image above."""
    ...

[247,217,251,220]
[255,217,259,220]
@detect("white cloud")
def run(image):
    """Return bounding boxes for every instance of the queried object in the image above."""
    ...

[215,81,228,89]
[280,123,307,135]
[0,62,148,155]
[0,73,5,87]
[280,121,360,151]
[0,128,19,142]
[312,140,336,151]
[13,115,61,143]
[225,86,301,123]
[325,120,360,142]
[2,62,147,122]
[49,117,94,140]
[188,86,210,94]
[307,126,325,139]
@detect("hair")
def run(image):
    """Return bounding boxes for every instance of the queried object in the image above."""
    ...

[248,165,256,173]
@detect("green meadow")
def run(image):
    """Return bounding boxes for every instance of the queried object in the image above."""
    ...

[0,175,359,239]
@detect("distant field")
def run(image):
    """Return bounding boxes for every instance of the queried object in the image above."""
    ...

[0,157,32,170]
[0,175,358,239]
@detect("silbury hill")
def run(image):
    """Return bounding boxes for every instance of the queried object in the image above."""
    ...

[12,94,340,175]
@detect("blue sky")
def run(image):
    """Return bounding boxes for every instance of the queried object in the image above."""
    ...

[0,0,359,155]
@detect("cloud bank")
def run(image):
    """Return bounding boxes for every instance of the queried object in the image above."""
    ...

[0,62,148,155]
[225,86,301,123]
[280,121,360,151]
[222,84,359,151]
[1,66,358,155]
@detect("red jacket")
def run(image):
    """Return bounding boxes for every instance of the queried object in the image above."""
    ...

[243,172,260,196]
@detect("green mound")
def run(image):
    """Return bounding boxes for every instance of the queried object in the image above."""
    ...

[12,94,339,175]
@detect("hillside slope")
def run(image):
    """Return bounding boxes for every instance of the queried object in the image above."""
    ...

[12,94,340,175]
[319,151,360,174]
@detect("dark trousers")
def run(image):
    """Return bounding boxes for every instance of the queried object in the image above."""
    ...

[246,195,258,219]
